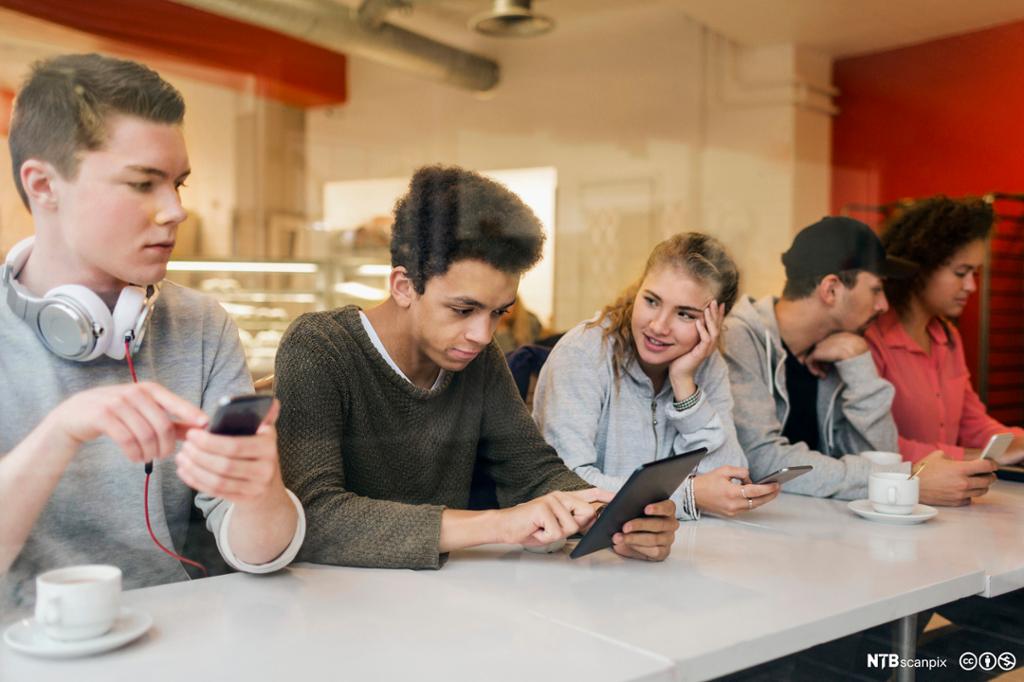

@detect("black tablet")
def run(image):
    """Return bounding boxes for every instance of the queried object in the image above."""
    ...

[569,448,707,559]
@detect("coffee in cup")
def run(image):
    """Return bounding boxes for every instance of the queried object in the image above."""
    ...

[34,564,122,641]
[868,472,919,515]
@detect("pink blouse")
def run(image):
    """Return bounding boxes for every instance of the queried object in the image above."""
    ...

[865,309,1024,463]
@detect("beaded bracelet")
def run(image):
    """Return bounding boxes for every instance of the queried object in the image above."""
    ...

[683,473,700,520]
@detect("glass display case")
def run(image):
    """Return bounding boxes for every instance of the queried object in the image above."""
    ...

[165,249,390,377]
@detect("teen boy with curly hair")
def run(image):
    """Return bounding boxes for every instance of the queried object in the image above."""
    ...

[275,165,680,567]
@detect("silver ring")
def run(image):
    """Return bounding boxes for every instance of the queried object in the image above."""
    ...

[740,486,749,500]
[748,498,753,510]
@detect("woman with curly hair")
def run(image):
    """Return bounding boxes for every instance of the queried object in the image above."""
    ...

[866,195,1024,468]
[533,233,779,520]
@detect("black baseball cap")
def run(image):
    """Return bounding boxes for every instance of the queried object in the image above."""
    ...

[782,216,917,280]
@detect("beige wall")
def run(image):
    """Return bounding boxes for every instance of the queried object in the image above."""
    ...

[0,4,837,324]
[700,40,836,302]
[306,4,836,330]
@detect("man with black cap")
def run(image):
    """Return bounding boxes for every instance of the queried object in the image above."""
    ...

[722,216,996,503]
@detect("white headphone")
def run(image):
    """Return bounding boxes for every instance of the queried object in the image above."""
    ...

[1,237,161,361]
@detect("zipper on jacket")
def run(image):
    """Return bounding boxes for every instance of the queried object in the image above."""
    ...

[651,400,659,459]
[766,329,791,426]
[822,382,842,455]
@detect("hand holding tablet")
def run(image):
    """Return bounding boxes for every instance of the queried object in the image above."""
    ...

[570,448,706,559]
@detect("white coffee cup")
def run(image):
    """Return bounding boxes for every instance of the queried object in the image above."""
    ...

[34,565,122,641]
[869,472,919,515]
[861,451,904,467]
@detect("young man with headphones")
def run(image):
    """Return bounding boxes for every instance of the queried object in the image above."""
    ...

[0,54,305,613]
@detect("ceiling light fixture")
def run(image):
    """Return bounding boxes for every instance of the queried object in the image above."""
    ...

[469,0,554,38]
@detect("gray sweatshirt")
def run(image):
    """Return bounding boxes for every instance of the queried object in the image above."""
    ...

[1,282,255,615]
[721,295,898,500]
[532,320,746,519]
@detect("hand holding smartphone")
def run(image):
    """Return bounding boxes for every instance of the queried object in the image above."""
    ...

[176,393,281,503]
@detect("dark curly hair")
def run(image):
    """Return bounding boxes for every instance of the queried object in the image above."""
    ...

[390,165,545,294]
[880,196,993,314]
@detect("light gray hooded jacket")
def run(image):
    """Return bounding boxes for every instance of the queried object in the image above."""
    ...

[722,295,898,500]
[533,320,747,519]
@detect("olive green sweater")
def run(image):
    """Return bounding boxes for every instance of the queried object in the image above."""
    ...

[275,306,590,569]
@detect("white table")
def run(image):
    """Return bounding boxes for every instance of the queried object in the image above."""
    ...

[730,482,1024,597]
[923,482,1024,597]
[714,483,1024,680]
[8,485,1019,682]
[1,564,675,682]
[435,513,985,681]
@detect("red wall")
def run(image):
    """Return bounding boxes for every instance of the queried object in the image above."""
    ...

[832,20,1024,207]
[832,20,1024,424]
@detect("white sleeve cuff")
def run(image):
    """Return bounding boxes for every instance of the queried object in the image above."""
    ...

[218,489,306,574]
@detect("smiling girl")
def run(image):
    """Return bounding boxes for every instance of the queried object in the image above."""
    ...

[533,233,778,519]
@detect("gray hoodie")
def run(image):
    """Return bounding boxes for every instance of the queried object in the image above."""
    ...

[533,320,747,519]
[722,295,898,500]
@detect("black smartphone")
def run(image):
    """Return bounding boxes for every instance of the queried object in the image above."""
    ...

[569,448,707,559]
[753,465,813,486]
[207,394,273,436]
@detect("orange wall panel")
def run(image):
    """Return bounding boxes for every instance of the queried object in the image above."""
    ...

[0,0,347,107]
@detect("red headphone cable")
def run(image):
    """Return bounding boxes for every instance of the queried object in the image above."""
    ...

[125,337,207,576]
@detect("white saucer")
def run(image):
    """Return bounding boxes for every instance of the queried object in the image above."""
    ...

[848,499,937,525]
[3,607,152,659]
